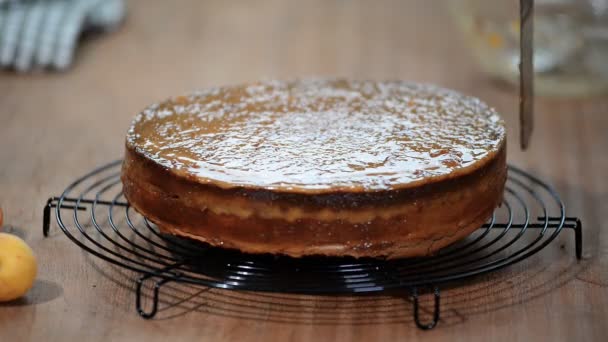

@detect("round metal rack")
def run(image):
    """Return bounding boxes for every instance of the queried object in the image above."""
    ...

[43,160,582,330]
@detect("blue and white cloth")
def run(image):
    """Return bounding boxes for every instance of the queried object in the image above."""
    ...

[0,0,126,71]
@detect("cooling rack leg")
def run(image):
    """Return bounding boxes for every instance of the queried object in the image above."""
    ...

[411,287,440,330]
[134,263,184,319]
[136,275,173,319]
[43,198,55,237]
[42,197,89,237]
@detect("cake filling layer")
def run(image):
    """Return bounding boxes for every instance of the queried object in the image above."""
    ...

[123,142,506,224]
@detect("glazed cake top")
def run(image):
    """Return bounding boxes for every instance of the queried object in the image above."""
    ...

[126,79,505,192]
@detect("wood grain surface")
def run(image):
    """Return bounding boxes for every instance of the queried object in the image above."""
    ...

[0,0,606,341]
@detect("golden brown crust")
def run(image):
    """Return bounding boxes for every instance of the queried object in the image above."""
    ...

[122,142,506,259]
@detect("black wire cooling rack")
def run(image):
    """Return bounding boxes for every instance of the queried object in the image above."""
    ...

[43,160,582,330]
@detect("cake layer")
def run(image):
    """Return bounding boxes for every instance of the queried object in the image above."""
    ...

[122,141,506,258]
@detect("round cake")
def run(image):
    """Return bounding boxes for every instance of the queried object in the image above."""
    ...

[121,79,507,259]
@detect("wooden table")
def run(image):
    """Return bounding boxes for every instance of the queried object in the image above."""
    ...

[1,0,606,340]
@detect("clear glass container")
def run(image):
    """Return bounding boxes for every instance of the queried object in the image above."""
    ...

[449,0,608,97]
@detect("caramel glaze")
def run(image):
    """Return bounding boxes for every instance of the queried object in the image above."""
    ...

[122,79,507,258]
[126,79,505,193]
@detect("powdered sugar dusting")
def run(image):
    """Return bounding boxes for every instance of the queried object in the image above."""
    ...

[126,79,505,191]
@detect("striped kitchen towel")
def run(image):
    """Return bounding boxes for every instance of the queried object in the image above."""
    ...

[0,0,126,71]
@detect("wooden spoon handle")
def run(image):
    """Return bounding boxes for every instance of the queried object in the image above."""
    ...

[519,0,534,150]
